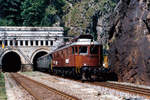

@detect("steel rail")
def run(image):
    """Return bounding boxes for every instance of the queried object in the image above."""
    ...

[11,73,80,100]
[42,72,150,98]
[92,82,150,98]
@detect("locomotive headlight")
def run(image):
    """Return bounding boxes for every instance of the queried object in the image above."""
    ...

[83,63,87,66]
[56,61,58,65]
[65,59,69,64]
[103,63,105,67]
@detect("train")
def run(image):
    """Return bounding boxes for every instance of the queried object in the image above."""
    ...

[36,34,110,81]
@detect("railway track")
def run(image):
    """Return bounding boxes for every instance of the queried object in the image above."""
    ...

[10,73,80,100]
[45,72,150,98]
[92,82,150,98]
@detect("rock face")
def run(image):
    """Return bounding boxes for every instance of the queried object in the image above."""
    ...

[97,0,150,85]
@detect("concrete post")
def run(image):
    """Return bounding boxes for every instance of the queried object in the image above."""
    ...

[18,40,20,46]
[8,40,10,46]
[33,40,36,46]
[23,40,25,46]
[28,40,31,46]
[43,40,46,46]
[13,40,15,46]
[48,41,50,46]
[38,40,41,46]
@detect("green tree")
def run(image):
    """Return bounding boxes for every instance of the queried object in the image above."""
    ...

[0,0,23,26]
[41,0,66,26]
[21,0,66,26]
[41,5,57,26]
[99,0,117,15]
[21,0,49,26]
[0,19,15,26]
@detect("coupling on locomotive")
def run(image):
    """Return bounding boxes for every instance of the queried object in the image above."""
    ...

[37,34,109,81]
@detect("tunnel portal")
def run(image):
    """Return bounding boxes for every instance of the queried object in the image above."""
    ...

[2,52,21,72]
[33,51,48,71]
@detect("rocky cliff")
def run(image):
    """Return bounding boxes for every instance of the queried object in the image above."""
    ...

[97,0,150,85]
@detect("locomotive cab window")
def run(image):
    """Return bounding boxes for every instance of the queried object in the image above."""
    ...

[90,46,99,54]
[79,46,88,55]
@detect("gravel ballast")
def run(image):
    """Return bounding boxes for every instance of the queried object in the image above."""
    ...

[20,72,149,100]
[4,73,35,100]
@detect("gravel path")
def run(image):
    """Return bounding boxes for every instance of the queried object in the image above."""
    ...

[20,71,150,100]
[4,73,35,100]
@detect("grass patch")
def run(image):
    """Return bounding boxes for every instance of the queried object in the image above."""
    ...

[0,72,7,100]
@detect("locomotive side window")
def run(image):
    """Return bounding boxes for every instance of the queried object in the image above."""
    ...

[72,47,74,54]
[90,46,99,54]
[75,47,78,54]
[79,46,88,55]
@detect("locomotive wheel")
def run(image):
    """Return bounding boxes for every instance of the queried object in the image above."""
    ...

[91,75,96,81]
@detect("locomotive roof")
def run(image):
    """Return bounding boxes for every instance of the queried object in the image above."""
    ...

[51,35,100,53]
[38,35,101,59]
[71,34,93,42]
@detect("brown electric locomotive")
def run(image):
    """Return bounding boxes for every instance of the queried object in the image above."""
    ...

[47,34,109,80]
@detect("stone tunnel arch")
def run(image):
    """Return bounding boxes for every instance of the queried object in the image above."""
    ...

[1,51,21,72]
[31,49,49,71]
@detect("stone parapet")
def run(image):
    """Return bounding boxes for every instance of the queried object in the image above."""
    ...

[0,26,64,31]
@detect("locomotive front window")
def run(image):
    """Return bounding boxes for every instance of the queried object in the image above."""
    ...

[90,46,99,54]
[79,46,88,55]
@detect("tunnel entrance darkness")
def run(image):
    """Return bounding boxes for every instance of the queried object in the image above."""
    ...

[33,51,47,71]
[2,52,21,72]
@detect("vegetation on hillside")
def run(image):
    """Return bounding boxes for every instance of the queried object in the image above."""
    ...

[0,0,66,26]
[63,0,118,38]
[0,0,119,38]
